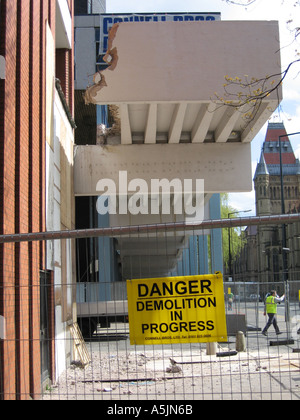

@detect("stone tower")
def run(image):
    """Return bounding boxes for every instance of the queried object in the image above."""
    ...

[254,122,300,216]
[253,122,300,283]
[254,152,271,216]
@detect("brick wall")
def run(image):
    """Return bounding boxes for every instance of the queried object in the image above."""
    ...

[0,0,18,400]
[0,0,74,400]
[56,0,74,115]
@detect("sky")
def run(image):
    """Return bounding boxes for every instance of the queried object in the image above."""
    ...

[105,0,300,216]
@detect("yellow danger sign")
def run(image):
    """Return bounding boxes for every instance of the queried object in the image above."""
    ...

[127,272,227,345]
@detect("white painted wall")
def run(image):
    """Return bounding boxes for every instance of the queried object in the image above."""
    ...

[46,89,75,380]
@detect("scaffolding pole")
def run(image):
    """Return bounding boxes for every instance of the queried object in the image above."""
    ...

[0,213,299,243]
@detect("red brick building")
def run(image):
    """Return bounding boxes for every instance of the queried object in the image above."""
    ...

[0,0,75,400]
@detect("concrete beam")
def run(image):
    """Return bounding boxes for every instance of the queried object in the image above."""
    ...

[120,104,132,144]
[191,103,215,143]
[145,103,157,144]
[86,21,281,105]
[241,101,276,143]
[168,103,188,143]
[215,108,241,143]
[74,143,252,196]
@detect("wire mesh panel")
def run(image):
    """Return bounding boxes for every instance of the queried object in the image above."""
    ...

[0,217,300,400]
[42,288,300,400]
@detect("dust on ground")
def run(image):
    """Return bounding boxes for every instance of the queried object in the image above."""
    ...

[42,325,300,400]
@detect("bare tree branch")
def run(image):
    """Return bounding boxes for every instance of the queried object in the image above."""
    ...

[222,0,257,5]
[217,0,300,126]
[213,59,300,124]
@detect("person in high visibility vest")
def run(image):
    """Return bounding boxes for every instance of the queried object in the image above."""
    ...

[262,290,285,336]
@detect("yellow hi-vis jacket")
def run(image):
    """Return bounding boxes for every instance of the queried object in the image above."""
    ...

[265,295,277,314]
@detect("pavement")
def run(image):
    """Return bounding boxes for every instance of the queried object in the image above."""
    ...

[43,302,300,400]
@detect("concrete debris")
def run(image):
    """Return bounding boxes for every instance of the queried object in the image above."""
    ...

[70,360,85,369]
[42,341,300,400]
[166,364,182,374]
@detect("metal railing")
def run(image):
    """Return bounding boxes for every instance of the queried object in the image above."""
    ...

[0,213,299,243]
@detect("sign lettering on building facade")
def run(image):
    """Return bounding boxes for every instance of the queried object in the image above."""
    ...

[99,13,221,54]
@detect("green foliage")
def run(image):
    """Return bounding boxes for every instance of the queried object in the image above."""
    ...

[220,194,247,269]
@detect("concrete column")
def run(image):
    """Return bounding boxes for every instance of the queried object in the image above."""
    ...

[209,194,223,273]
[98,209,112,301]
[97,104,112,301]
[198,235,209,274]
[206,342,217,356]
[189,236,198,275]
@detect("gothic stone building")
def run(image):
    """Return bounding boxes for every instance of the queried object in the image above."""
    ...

[235,122,300,289]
